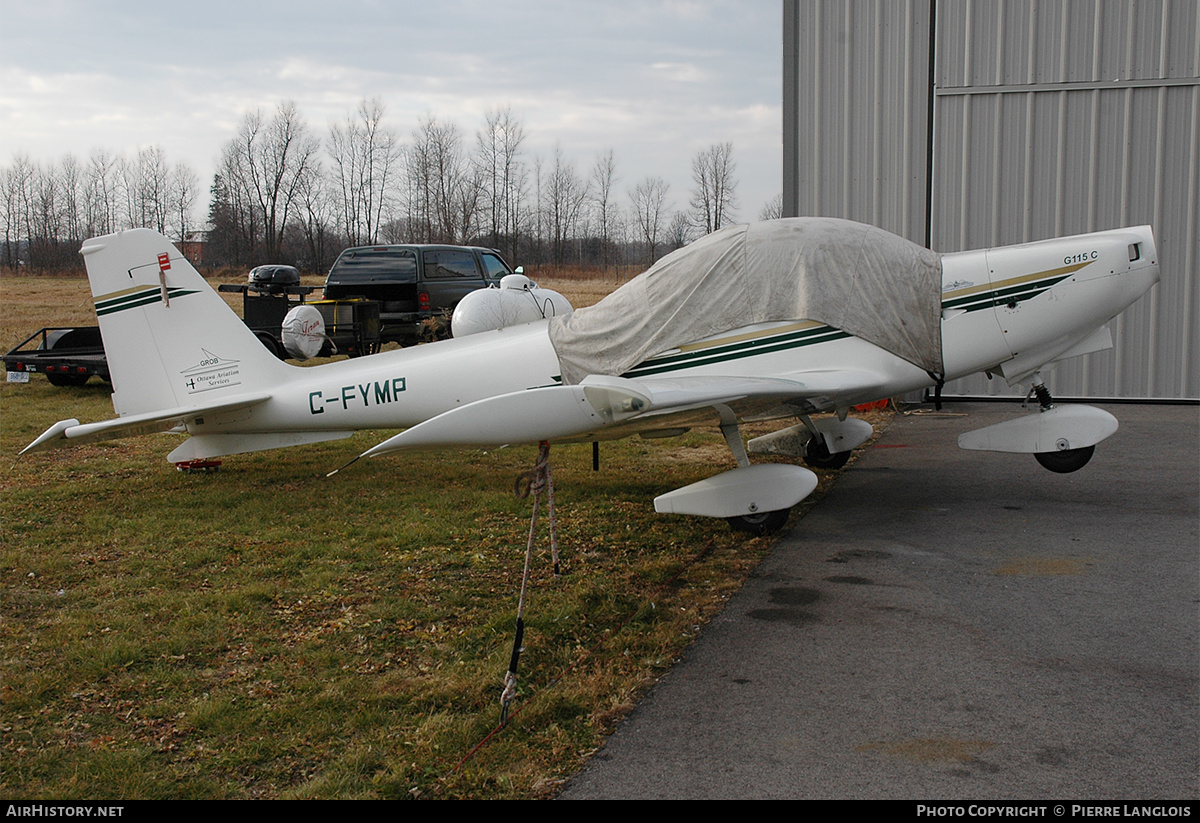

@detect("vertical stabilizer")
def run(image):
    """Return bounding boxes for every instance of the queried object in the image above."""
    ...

[82,229,291,417]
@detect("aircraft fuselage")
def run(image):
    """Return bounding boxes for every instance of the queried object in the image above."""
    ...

[196,225,1157,447]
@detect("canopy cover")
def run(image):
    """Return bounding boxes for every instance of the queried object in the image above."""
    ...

[548,217,944,385]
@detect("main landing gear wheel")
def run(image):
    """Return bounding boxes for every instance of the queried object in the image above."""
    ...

[1034,445,1095,474]
[803,437,851,470]
[726,508,791,535]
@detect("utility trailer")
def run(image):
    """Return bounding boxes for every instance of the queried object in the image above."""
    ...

[3,327,110,386]
[216,284,381,358]
[6,264,388,388]
[216,282,316,359]
[219,264,381,358]
[7,290,382,388]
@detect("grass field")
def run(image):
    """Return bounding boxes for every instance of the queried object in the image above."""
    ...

[1,268,888,799]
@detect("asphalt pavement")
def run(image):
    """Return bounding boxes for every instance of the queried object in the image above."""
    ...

[560,402,1199,800]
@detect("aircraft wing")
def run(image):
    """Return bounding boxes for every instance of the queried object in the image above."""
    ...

[20,392,273,455]
[359,369,889,458]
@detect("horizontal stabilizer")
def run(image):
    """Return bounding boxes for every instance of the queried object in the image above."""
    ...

[957,404,1118,454]
[20,392,272,456]
[654,464,819,518]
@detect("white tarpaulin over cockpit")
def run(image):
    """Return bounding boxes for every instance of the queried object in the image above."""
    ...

[548,217,944,385]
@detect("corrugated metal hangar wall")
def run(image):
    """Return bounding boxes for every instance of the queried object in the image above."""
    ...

[783,0,1198,399]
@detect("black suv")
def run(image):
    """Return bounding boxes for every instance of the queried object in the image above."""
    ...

[322,244,514,344]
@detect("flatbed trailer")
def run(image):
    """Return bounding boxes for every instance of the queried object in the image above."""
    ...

[3,327,110,386]
[6,293,383,388]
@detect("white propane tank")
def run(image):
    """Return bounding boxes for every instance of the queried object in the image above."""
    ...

[281,304,326,360]
[451,276,573,338]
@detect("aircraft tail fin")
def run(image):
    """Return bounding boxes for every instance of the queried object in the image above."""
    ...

[81,229,292,417]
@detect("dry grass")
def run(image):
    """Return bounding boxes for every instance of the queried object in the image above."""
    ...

[528,265,643,309]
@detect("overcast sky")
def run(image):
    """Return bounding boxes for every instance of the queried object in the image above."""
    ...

[1,0,783,229]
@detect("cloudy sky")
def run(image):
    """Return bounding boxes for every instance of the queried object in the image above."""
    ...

[1,0,783,227]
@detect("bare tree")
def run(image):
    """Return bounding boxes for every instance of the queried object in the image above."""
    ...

[608,203,633,266]
[759,193,783,221]
[504,159,531,263]
[83,148,121,237]
[0,162,21,268]
[666,209,692,251]
[475,106,527,260]
[295,166,335,272]
[223,102,321,260]
[455,161,485,244]
[590,148,619,270]
[123,146,172,233]
[406,114,476,243]
[11,155,85,271]
[689,141,737,235]
[530,153,545,265]
[403,120,430,243]
[57,154,84,245]
[2,155,36,268]
[1,149,195,269]
[542,145,590,265]
[213,146,259,264]
[169,162,199,243]
[29,159,63,267]
[328,98,401,246]
[630,175,670,266]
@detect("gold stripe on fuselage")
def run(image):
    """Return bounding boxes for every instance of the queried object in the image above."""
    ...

[941,260,1092,301]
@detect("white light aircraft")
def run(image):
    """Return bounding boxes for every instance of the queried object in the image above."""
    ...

[20,218,1159,534]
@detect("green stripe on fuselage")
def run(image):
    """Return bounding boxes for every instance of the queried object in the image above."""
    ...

[625,326,850,377]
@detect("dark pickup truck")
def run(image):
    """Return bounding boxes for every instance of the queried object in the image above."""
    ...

[322,244,515,344]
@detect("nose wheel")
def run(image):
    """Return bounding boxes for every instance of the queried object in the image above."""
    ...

[1034,445,1094,473]
[1027,379,1097,474]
